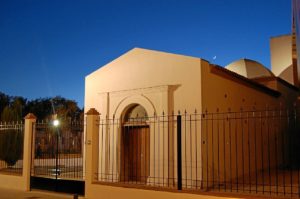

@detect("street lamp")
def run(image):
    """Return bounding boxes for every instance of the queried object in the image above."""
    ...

[53,119,59,127]
[53,118,60,185]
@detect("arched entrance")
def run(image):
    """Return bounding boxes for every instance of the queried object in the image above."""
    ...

[120,104,150,183]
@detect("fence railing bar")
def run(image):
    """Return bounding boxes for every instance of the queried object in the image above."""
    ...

[266,109,271,195]
[90,108,300,197]
[190,114,193,189]
[153,114,156,186]
[177,114,182,190]
[246,112,251,193]
[211,112,215,190]
[260,111,265,194]
[229,111,233,192]
[158,115,161,187]
[253,111,258,194]
[101,119,104,181]
[217,110,221,192]
[162,113,165,188]
[206,111,209,189]
[241,110,245,192]
[184,112,187,189]
[287,109,293,197]
[223,112,227,191]
[234,111,239,193]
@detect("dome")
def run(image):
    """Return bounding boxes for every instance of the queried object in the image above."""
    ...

[225,59,274,79]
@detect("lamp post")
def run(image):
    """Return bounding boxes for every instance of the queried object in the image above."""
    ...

[53,119,60,189]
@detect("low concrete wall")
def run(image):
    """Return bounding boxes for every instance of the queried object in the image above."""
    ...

[86,183,236,199]
[0,174,26,190]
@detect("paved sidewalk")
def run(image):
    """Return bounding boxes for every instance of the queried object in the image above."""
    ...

[0,187,272,199]
[0,188,83,199]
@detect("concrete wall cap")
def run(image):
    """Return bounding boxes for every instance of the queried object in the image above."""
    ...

[86,108,100,115]
[24,113,37,119]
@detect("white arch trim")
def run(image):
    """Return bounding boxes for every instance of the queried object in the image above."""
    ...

[113,94,156,120]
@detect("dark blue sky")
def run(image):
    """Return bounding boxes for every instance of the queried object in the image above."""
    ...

[0,0,292,108]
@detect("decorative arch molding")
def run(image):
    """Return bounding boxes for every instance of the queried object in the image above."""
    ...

[113,94,156,120]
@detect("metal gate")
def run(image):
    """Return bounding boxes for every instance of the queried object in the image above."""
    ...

[30,120,84,195]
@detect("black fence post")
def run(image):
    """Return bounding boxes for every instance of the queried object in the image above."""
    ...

[177,114,182,190]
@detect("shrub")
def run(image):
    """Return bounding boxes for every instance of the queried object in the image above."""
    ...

[0,129,23,166]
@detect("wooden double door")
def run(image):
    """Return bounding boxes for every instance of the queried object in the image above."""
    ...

[121,125,150,183]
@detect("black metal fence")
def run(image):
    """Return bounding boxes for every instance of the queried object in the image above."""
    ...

[95,108,300,198]
[31,120,84,180]
[0,121,24,175]
[199,108,300,198]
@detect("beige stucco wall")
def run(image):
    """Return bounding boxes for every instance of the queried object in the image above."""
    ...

[200,63,298,188]
[85,48,203,116]
[201,64,282,112]
[85,48,204,187]
[270,35,294,85]
[250,77,298,109]
[275,80,298,109]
